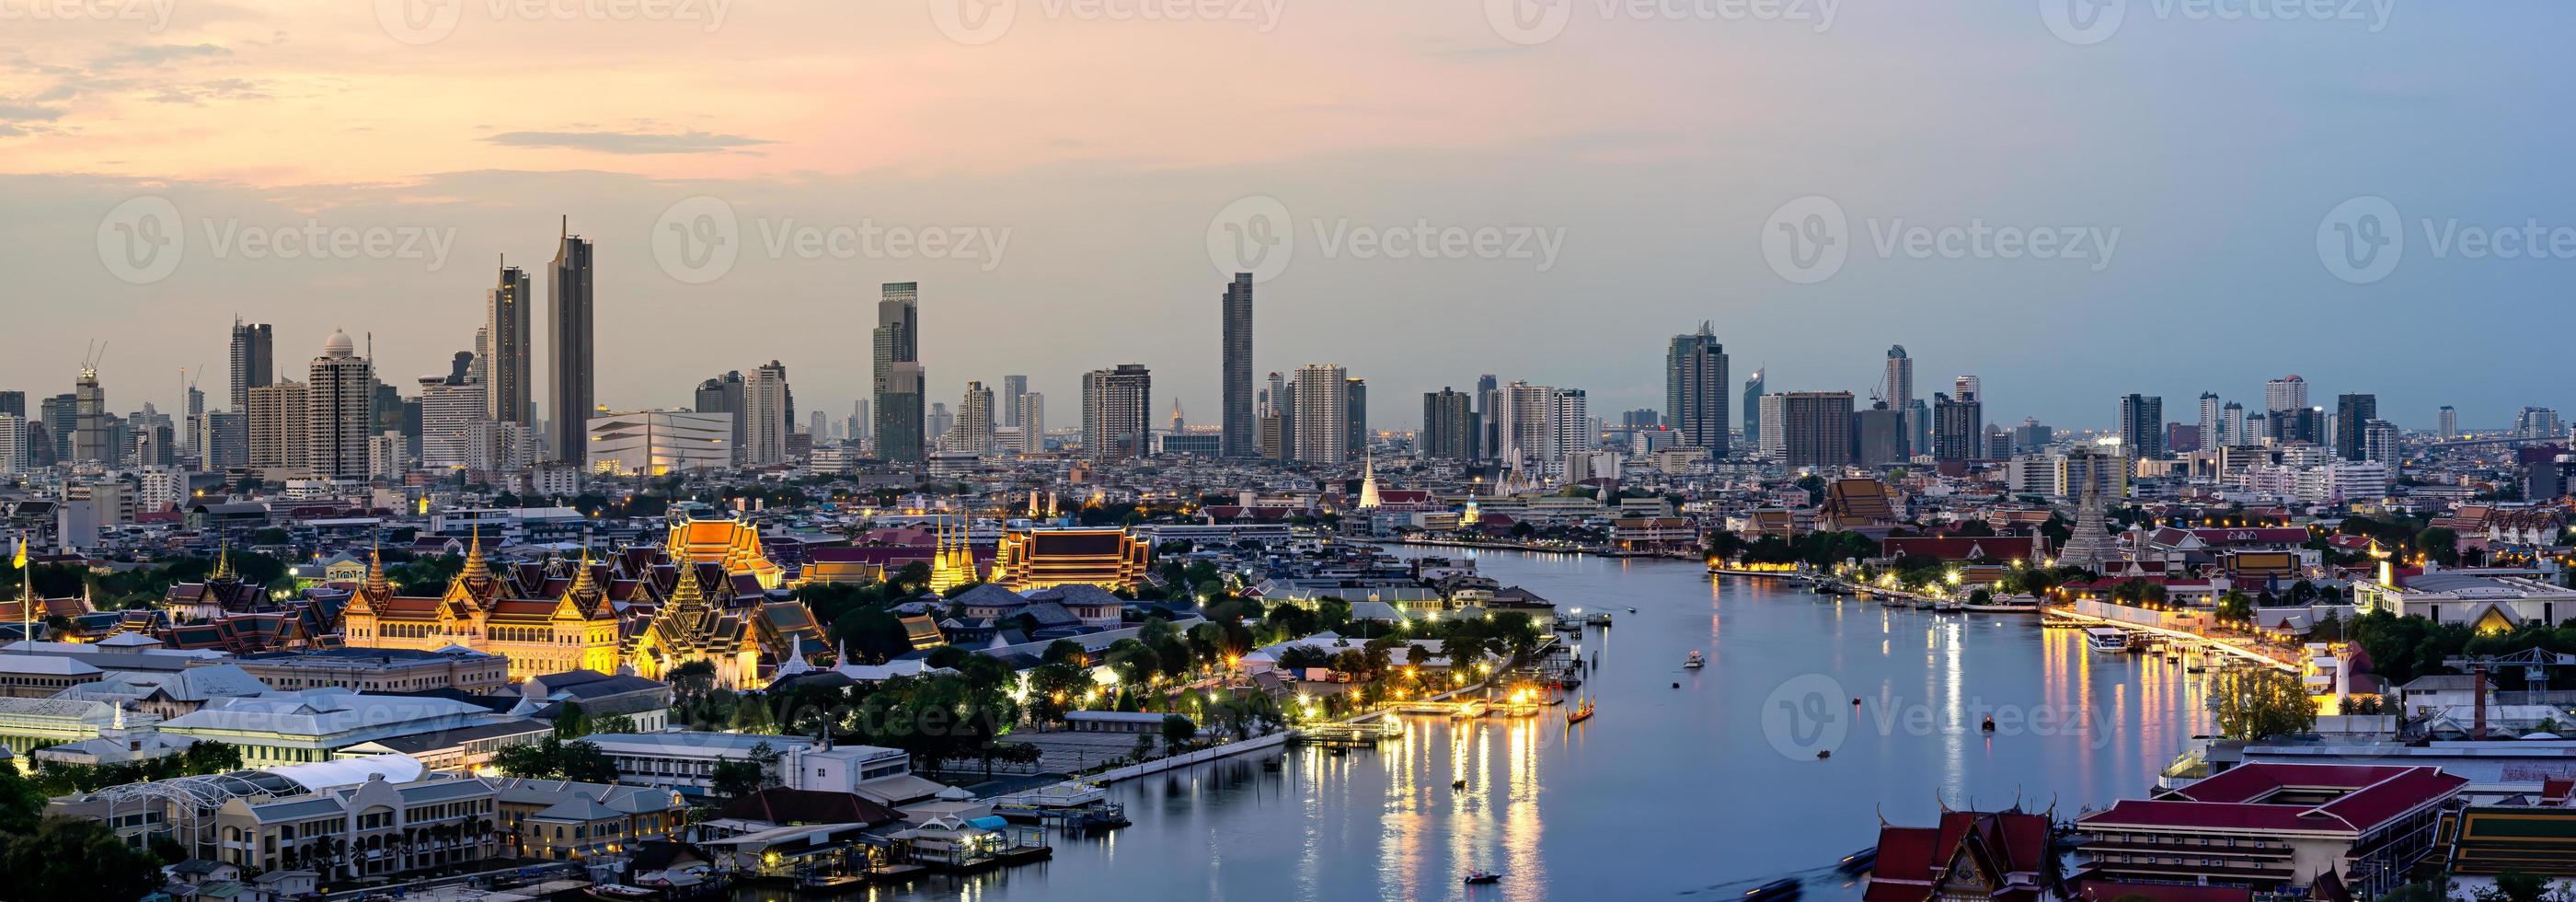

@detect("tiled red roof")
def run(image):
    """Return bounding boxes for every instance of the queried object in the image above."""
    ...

[2084,764,2466,836]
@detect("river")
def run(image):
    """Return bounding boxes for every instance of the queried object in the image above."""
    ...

[741,549,2214,902]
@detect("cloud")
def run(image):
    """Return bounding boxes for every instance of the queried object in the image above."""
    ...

[91,42,234,68]
[481,129,777,156]
[0,102,68,121]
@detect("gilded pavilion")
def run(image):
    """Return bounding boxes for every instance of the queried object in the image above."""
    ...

[340,518,827,688]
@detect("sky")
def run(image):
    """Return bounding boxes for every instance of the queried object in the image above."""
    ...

[2,0,2570,434]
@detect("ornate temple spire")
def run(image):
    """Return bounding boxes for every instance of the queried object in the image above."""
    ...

[364,536,391,597]
[567,547,602,604]
[210,538,236,583]
[460,525,490,584]
[1357,448,1382,510]
[668,557,707,609]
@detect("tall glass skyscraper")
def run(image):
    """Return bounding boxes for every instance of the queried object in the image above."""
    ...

[1221,273,1256,457]
[873,282,924,463]
[546,217,594,461]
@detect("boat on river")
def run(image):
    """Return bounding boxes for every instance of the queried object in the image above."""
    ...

[1683,650,1706,669]
[1465,870,1503,885]
[2085,627,2134,653]
[1566,697,1595,724]
[1744,878,1802,900]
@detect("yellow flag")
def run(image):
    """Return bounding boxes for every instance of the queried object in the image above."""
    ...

[10,537,23,570]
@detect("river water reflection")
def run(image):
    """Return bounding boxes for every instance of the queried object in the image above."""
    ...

[745,549,2213,902]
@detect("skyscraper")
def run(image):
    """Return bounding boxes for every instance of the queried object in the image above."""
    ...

[1952,375,1981,402]
[1002,375,1028,429]
[1422,388,1477,461]
[2199,393,2222,446]
[228,318,273,414]
[1854,402,1905,468]
[2333,393,2378,461]
[546,217,595,462]
[1344,376,1367,457]
[1777,391,1854,470]
[1082,364,1152,460]
[1018,392,1045,453]
[486,259,534,428]
[1291,364,1349,465]
[1664,323,1731,457]
[1933,392,1982,461]
[0,391,20,419]
[743,361,792,466]
[2221,401,2248,447]
[72,364,109,464]
[305,330,374,480]
[1495,382,1556,473]
[2437,405,2457,439]
[1549,388,1590,477]
[1741,369,1764,452]
[873,283,923,463]
[2117,394,2165,458]
[1882,345,1914,455]
[958,381,995,455]
[1220,272,1256,457]
[695,372,746,464]
[2265,375,2307,413]
[247,381,308,480]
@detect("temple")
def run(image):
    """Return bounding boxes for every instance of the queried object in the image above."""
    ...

[987,527,1153,591]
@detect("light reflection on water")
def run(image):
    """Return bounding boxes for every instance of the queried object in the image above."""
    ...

[745,550,2213,902]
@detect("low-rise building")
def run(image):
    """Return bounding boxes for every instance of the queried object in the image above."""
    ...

[581,732,916,800]
[2074,762,2466,897]
[231,646,511,694]
[155,688,500,768]
[487,777,688,861]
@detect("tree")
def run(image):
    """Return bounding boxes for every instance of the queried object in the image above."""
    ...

[1161,714,1197,750]
[2416,526,2462,567]
[2485,871,2547,902]
[2210,669,2317,741]
[492,735,617,782]
[0,815,165,900]
[2216,589,2254,626]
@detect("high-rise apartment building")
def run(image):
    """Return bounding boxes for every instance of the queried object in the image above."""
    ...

[228,318,274,414]
[1882,346,1914,456]
[1002,375,1028,429]
[2199,393,2223,445]
[305,330,374,480]
[1953,375,1982,402]
[247,381,309,480]
[743,361,792,466]
[1285,364,1348,465]
[1741,369,1764,453]
[1344,377,1367,457]
[2437,406,2457,440]
[958,382,995,455]
[872,283,923,463]
[1854,402,1905,468]
[1494,381,1557,473]
[546,217,595,462]
[72,365,109,464]
[2265,375,2307,413]
[1082,364,1152,460]
[1018,392,1044,453]
[487,260,534,427]
[2221,402,2249,446]
[1422,388,1478,461]
[2117,394,2165,458]
[1665,323,1731,457]
[1220,273,1256,457]
[1933,392,1982,461]
[418,376,484,470]
[0,391,20,420]
[1551,388,1591,476]
[1777,391,1854,470]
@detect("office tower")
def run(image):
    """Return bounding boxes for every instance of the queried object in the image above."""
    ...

[743,361,792,466]
[2116,394,2164,458]
[2437,406,2457,440]
[2219,402,2248,446]
[2265,375,2307,413]
[1017,392,1045,453]
[179,384,203,461]
[879,363,926,462]
[926,403,953,447]
[449,350,476,387]
[853,399,871,445]
[1984,424,2015,459]
[1953,375,1981,403]
[1778,391,1855,469]
[247,381,309,480]
[1933,392,1982,461]
[1344,377,1367,457]
[809,411,829,441]
[487,260,534,427]
[958,382,995,454]
[872,282,923,463]
[1476,374,1500,463]
[1422,388,1478,461]
[1082,364,1152,460]
[1881,345,1914,454]
[546,217,595,461]
[1854,402,1905,468]
[1905,399,1932,459]
[2363,420,2401,472]
[691,371,745,465]
[1664,323,1731,457]
[1741,369,1764,452]
[2515,407,2564,439]
[39,394,73,461]
[1220,272,1256,457]
[228,318,274,414]
[0,390,20,419]
[0,414,25,474]
[304,330,374,480]
[2198,393,2222,445]
[191,411,243,470]
[70,364,109,464]
[1492,381,1555,472]
[2011,417,2054,452]
[1002,375,1028,429]
[2333,393,2378,460]
[1281,364,1345,465]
